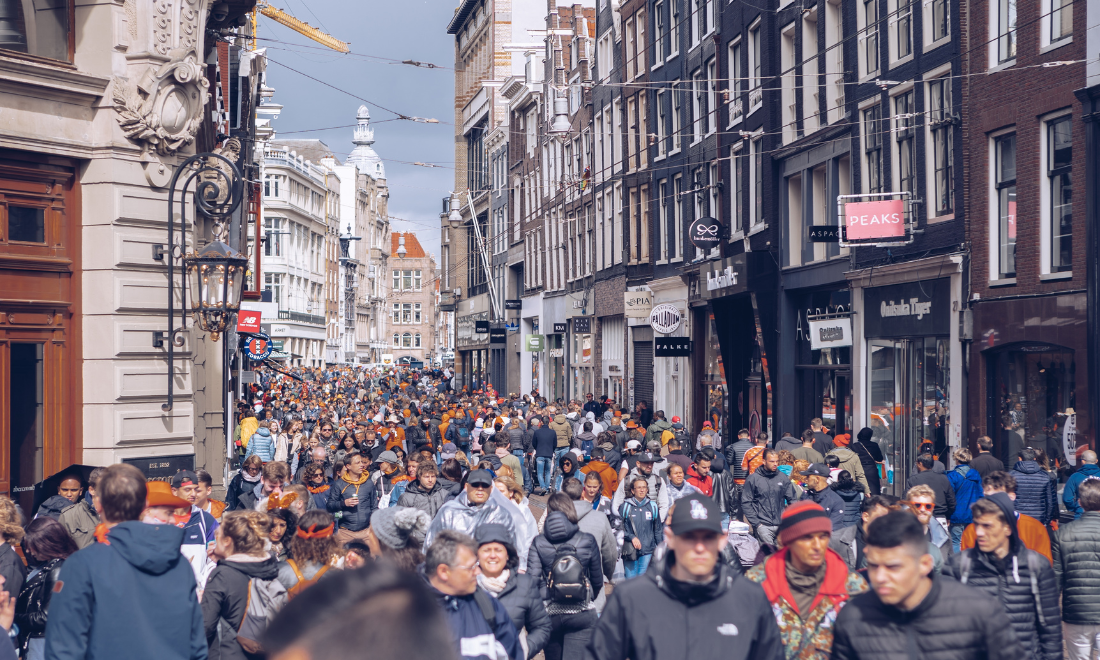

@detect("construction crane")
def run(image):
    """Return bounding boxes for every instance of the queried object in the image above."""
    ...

[254,1,350,53]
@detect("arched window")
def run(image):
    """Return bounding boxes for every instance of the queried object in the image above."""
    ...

[402,333,412,348]
[414,333,422,348]
[392,333,399,347]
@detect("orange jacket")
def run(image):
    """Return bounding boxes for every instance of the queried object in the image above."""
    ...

[580,460,619,499]
[960,512,1053,564]
[383,427,406,451]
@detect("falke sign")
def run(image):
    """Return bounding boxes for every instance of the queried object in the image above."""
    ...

[701,255,747,300]
[864,278,950,338]
[688,216,723,251]
[842,199,906,242]
[236,311,262,334]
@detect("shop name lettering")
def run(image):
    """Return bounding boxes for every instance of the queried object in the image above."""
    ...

[818,326,845,342]
[706,266,739,290]
[880,298,932,320]
[848,212,902,227]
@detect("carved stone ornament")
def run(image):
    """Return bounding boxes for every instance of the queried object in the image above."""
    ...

[112,0,212,157]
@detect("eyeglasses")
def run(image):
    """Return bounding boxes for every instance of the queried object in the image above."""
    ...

[452,560,480,572]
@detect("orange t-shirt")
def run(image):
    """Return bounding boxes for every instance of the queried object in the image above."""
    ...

[960,512,1053,564]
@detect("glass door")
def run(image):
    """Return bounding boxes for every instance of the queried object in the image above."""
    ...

[868,341,903,494]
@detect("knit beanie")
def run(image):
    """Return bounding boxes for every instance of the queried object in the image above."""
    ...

[370,506,429,550]
[777,501,832,546]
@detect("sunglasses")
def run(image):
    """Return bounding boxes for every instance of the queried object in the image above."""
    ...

[906,501,935,512]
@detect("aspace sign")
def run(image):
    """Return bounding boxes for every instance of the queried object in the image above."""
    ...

[843,199,905,242]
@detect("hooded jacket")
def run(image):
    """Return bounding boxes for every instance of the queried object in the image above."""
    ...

[551,454,580,492]
[830,482,865,530]
[831,572,1027,660]
[573,500,618,579]
[245,427,275,462]
[942,492,1061,660]
[579,460,619,498]
[327,470,377,532]
[825,447,869,492]
[946,465,984,524]
[424,490,518,550]
[58,499,101,549]
[201,555,281,660]
[745,548,868,660]
[549,415,573,448]
[44,521,207,660]
[644,419,673,448]
[36,495,74,520]
[585,552,784,660]
[741,465,797,528]
[1053,510,1100,625]
[526,511,604,601]
[1009,460,1057,525]
[1062,462,1100,518]
[396,478,454,519]
[621,496,663,556]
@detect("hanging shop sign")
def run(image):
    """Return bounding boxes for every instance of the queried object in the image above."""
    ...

[552,323,567,334]
[624,290,653,318]
[648,304,682,334]
[807,226,841,242]
[123,454,195,480]
[243,332,273,361]
[807,317,852,350]
[475,320,490,333]
[1064,410,1078,466]
[839,196,909,244]
[504,299,522,310]
[863,278,950,338]
[700,254,748,300]
[549,347,565,358]
[655,337,693,357]
[236,309,262,334]
[489,328,507,343]
[524,334,545,352]
[573,317,591,334]
[688,216,724,251]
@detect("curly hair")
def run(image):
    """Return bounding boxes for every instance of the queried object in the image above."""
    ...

[0,497,23,544]
[288,510,340,567]
[221,510,271,556]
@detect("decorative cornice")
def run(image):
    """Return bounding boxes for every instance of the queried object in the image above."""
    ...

[0,54,110,105]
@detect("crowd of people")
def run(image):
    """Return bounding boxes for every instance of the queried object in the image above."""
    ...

[0,363,1096,660]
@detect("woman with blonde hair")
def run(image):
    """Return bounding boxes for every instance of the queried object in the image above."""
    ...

[0,497,26,598]
[201,510,282,658]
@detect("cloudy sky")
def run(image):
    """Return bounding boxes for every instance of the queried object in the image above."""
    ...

[259,0,457,259]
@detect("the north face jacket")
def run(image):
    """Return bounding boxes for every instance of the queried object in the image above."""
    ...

[741,465,797,528]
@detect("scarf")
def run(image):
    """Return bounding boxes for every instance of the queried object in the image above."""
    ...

[341,470,370,486]
[241,470,262,484]
[306,483,330,494]
[476,569,511,595]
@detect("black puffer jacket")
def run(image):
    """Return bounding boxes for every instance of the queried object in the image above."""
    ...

[396,479,453,519]
[585,552,782,660]
[14,557,64,648]
[1054,510,1100,624]
[494,571,552,659]
[1009,461,1057,525]
[526,511,604,600]
[832,574,1027,660]
[201,556,281,660]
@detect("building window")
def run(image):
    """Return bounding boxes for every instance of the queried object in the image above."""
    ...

[995,133,1017,278]
[658,178,669,261]
[996,0,1016,63]
[1047,116,1073,273]
[748,23,762,111]
[265,272,284,308]
[402,333,412,348]
[928,77,954,215]
[392,269,400,290]
[896,0,913,59]
[729,40,743,125]
[692,69,704,143]
[263,217,284,256]
[393,333,400,347]
[706,58,717,134]
[1047,0,1072,45]
[656,91,668,157]
[894,91,915,195]
[0,0,72,62]
[864,105,884,194]
[414,333,422,348]
[863,0,879,76]
[414,303,423,323]
[414,270,422,289]
[392,303,401,324]
[929,0,949,42]
[671,0,681,55]
[403,270,413,291]
[672,81,682,152]
[672,174,683,260]
[467,121,488,191]
[402,303,412,323]
[751,136,763,228]
[731,148,744,237]
[691,0,701,46]
[626,16,637,80]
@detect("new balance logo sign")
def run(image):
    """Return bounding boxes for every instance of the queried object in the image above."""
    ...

[237,312,262,333]
[706,266,738,291]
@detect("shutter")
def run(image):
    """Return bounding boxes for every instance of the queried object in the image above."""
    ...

[633,340,653,407]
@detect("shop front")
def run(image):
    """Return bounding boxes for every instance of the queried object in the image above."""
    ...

[456,294,490,391]
[570,316,595,400]
[849,255,965,496]
[792,290,853,440]
[970,292,1089,468]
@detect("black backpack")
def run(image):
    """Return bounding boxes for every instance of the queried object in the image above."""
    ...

[547,543,589,604]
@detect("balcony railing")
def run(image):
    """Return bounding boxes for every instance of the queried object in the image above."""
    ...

[278,310,325,325]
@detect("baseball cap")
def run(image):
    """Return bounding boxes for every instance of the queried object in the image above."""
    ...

[799,463,831,478]
[636,451,659,463]
[702,421,712,428]
[466,469,494,487]
[626,439,641,450]
[671,416,681,423]
[669,496,722,535]
[170,470,198,489]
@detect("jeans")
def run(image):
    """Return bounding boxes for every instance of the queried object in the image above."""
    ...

[755,524,779,547]
[544,610,597,660]
[536,456,553,491]
[553,446,570,468]
[1065,622,1100,660]
[721,513,731,533]
[623,553,651,579]
[950,523,966,553]
[513,449,533,493]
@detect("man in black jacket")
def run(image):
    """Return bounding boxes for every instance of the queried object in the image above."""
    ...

[907,455,955,524]
[832,510,1027,660]
[724,429,755,487]
[1054,478,1100,660]
[741,449,797,546]
[969,436,1005,480]
[944,494,1062,660]
[586,496,784,660]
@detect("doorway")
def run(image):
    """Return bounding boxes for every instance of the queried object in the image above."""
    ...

[9,343,43,514]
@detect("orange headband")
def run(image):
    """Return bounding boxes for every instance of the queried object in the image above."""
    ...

[296,522,335,540]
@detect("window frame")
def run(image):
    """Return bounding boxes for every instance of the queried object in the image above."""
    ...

[0,0,76,64]
[1042,111,1073,275]
[925,72,955,220]
[990,130,1018,281]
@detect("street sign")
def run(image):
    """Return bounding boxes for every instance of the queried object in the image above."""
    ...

[688,216,724,251]
[808,226,840,242]
[624,291,652,318]
[552,323,567,334]
[236,310,262,333]
[272,339,284,351]
[243,332,273,361]
[573,317,591,334]
[123,454,195,480]
[655,337,692,357]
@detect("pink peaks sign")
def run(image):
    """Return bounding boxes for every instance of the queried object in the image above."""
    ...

[844,199,906,241]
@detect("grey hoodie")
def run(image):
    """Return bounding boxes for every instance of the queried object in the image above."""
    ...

[573,499,617,579]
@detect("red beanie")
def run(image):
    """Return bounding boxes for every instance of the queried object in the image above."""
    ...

[778,501,832,546]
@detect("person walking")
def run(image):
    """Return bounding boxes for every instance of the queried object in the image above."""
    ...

[907,455,956,528]
[848,428,884,495]
[831,511,1027,660]
[746,501,869,660]
[620,477,662,579]
[969,436,1005,480]
[474,524,551,660]
[791,431,824,465]
[945,448,983,552]
[532,418,558,495]
[327,451,377,544]
[58,468,103,550]
[15,517,78,660]
[1063,449,1100,518]
[586,495,785,660]
[1009,448,1058,527]
[45,463,207,660]
[826,436,869,492]
[1053,478,1100,660]
[959,471,1053,564]
[798,464,851,530]
[741,449,797,546]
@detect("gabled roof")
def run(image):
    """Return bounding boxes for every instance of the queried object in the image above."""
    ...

[392,232,427,259]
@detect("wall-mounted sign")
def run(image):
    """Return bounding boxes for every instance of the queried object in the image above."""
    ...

[244,332,273,361]
[807,317,852,350]
[573,317,591,334]
[548,348,565,358]
[624,291,652,318]
[236,310,262,334]
[648,304,682,334]
[489,328,507,343]
[864,278,950,338]
[504,299,522,310]
[381,354,394,365]
[701,254,747,300]
[842,198,906,242]
[524,334,545,352]
[688,216,724,250]
[552,323,567,334]
[474,320,490,333]
[808,226,840,242]
[504,322,519,332]
[123,454,195,481]
[655,337,692,356]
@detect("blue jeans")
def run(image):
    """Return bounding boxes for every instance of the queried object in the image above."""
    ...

[513,449,533,493]
[950,523,966,553]
[623,553,651,579]
[536,456,553,490]
[553,446,570,467]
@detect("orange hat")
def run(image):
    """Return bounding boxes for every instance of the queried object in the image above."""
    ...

[146,481,190,509]
[626,420,638,429]
[834,433,851,447]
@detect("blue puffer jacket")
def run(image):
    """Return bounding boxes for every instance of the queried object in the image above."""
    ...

[946,465,983,524]
[831,482,865,529]
[1063,463,1100,518]
[1010,460,1057,525]
[245,428,275,462]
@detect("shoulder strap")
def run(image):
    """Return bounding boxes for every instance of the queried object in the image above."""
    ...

[472,587,497,628]
[1026,551,1048,629]
[286,559,305,583]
